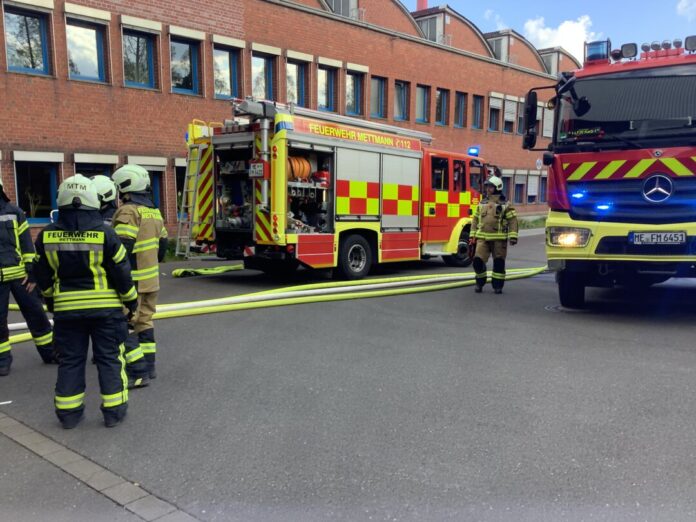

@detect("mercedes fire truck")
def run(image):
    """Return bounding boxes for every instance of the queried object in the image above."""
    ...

[178,100,489,279]
[523,36,696,307]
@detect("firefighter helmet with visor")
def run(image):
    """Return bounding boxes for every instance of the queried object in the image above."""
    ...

[91,175,117,203]
[112,164,151,193]
[57,174,100,210]
[484,175,504,192]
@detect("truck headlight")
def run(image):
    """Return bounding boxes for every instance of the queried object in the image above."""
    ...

[548,227,591,247]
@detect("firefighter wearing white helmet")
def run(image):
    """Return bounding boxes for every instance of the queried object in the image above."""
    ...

[0,175,57,376]
[469,174,519,294]
[111,164,168,388]
[34,175,138,428]
[91,175,118,225]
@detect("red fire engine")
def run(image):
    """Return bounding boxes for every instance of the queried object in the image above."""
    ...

[178,100,490,279]
[523,36,696,307]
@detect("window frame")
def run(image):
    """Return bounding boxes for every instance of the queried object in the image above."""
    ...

[66,17,107,83]
[123,29,156,89]
[431,156,449,191]
[346,71,363,116]
[416,84,430,124]
[286,60,306,107]
[14,161,60,224]
[394,80,409,121]
[488,97,502,132]
[517,101,525,135]
[170,37,200,95]
[317,65,336,112]
[454,91,467,128]
[213,45,239,100]
[435,88,449,126]
[251,53,275,101]
[369,76,385,118]
[4,6,51,76]
[472,95,484,129]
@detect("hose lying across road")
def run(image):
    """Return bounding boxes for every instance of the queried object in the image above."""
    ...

[7,266,546,345]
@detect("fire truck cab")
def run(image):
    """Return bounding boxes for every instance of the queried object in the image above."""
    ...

[180,100,489,279]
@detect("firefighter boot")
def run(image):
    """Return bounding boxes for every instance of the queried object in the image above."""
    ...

[472,257,487,293]
[138,329,156,379]
[103,404,128,428]
[145,353,156,380]
[0,353,12,377]
[492,257,506,294]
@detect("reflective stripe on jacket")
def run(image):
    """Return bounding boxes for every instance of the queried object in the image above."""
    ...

[471,194,519,241]
[0,200,34,282]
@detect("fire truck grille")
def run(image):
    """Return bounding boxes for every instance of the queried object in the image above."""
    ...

[568,179,696,224]
[595,236,696,256]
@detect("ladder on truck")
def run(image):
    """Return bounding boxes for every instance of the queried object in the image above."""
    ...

[175,142,209,259]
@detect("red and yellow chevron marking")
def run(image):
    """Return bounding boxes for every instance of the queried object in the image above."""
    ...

[382,183,419,216]
[194,145,214,241]
[424,190,472,218]
[564,155,696,181]
[254,180,272,243]
[336,179,380,215]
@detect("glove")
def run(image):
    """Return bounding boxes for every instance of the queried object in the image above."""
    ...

[44,297,54,314]
[467,237,477,259]
[124,299,138,321]
[510,238,518,246]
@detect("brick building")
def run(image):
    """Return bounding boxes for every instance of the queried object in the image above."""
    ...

[0,0,580,229]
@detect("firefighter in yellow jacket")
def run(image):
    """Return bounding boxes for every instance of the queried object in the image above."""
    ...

[469,176,518,294]
[112,165,168,388]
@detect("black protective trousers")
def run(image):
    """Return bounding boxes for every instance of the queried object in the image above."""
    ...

[0,280,53,367]
[54,312,129,425]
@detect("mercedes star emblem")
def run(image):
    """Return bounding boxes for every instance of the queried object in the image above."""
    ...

[642,174,673,203]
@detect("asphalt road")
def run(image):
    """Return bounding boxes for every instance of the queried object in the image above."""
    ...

[3,231,696,521]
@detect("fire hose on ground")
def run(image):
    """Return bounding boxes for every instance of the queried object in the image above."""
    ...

[6,266,547,344]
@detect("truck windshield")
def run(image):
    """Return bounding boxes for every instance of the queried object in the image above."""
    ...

[555,65,696,150]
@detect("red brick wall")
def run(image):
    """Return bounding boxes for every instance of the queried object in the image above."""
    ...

[509,35,546,73]
[360,0,421,37]
[0,0,553,224]
[447,18,491,57]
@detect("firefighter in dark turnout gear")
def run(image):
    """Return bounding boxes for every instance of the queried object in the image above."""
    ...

[111,165,167,388]
[92,175,118,225]
[0,178,55,376]
[469,176,519,294]
[34,175,138,429]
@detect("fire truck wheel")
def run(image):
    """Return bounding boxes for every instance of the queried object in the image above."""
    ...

[557,270,585,309]
[443,228,472,267]
[336,234,372,280]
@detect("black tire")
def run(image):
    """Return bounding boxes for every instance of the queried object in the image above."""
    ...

[335,234,372,280]
[557,270,585,309]
[443,227,472,267]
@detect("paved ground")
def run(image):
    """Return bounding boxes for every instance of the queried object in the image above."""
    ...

[3,231,696,521]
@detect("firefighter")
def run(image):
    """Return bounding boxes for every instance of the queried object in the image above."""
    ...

[111,164,168,387]
[469,176,519,294]
[0,178,56,377]
[34,175,138,428]
[92,175,118,225]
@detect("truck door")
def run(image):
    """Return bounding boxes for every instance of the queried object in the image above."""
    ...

[421,154,452,244]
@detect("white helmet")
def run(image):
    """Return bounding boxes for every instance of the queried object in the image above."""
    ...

[91,175,117,203]
[57,174,100,210]
[484,175,504,191]
[112,164,151,193]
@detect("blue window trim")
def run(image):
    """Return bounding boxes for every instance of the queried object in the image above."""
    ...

[488,106,500,132]
[346,72,362,116]
[213,46,238,100]
[416,85,429,123]
[435,89,448,126]
[19,164,58,225]
[369,77,385,118]
[472,96,483,129]
[454,92,466,128]
[124,30,155,89]
[5,7,50,76]
[296,63,305,107]
[264,56,273,100]
[394,81,408,121]
[152,172,162,210]
[171,38,199,95]
[67,19,106,82]
[318,66,335,112]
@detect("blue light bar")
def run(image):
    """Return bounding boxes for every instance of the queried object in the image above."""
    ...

[585,39,611,62]
[571,192,585,200]
[596,203,612,211]
[467,146,480,157]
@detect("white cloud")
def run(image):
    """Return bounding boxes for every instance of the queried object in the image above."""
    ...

[523,15,598,63]
[483,9,507,31]
[677,0,696,21]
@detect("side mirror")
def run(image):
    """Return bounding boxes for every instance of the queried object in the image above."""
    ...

[542,151,554,166]
[522,90,538,150]
[573,96,591,117]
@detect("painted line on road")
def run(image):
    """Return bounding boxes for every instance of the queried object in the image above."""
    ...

[0,411,200,521]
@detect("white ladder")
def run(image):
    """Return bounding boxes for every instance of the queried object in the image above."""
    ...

[175,143,207,258]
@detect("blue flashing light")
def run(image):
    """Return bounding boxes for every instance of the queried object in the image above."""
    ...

[585,39,610,62]
[596,203,612,211]
[467,146,480,157]
[571,192,585,200]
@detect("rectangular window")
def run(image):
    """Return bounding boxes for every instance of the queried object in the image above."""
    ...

[286,61,306,106]
[75,163,112,177]
[435,88,449,126]
[488,97,502,132]
[394,80,409,121]
[317,66,335,111]
[454,92,467,128]
[514,183,525,204]
[370,76,385,118]
[171,38,199,94]
[67,19,106,82]
[503,98,516,133]
[213,46,239,99]
[416,85,429,123]
[472,95,484,129]
[431,156,449,191]
[542,108,555,138]
[325,0,356,17]
[346,71,362,115]
[453,159,466,192]
[417,16,437,42]
[517,101,525,134]
[4,7,50,75]
[251,54,274,100]
[15,162,59,223]
[123,30,155,88]
[539,176,547,203]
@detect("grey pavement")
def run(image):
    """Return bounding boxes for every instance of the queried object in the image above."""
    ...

[3,233,696,521]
